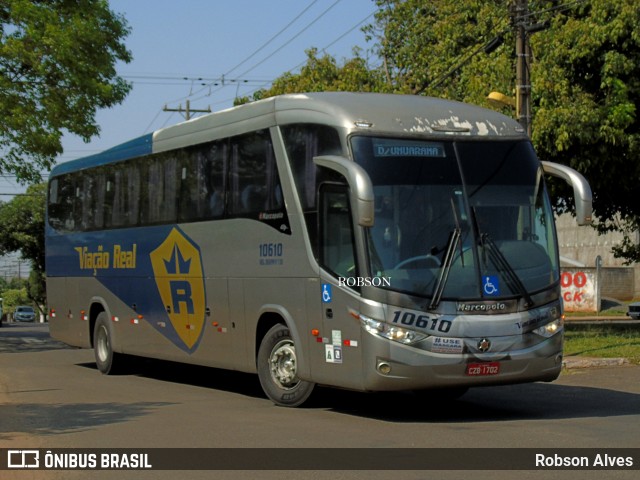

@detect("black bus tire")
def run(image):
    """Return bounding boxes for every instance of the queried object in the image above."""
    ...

[257,323,315,407]
[93,312,121,375]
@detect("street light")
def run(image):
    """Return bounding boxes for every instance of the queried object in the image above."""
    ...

[486,91,516,109]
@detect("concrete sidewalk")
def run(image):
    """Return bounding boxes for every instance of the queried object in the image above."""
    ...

[563,355,631,370]
[564,315,639,325]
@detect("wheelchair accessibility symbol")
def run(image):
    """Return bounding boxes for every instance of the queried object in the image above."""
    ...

[483,276,500,296]
[321,283,332,303]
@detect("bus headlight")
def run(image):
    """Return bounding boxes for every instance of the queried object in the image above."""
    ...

[359,314,427,345]
[534,317,564,338]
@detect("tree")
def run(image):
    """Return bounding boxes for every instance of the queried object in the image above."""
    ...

[239,47,388,104]
[1,287,30,315]
[1,0,132,183]
[363,0,640,263]
[0,183,46,306]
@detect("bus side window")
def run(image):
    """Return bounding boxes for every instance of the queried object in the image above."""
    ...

[178,140,228,222]
[80,174,95,230]
[48,176,76,231]
[142,155,176,225]
[207,141,228,218]
[229,130,281,216]
[319,184,357,280]
[112,163,140,227]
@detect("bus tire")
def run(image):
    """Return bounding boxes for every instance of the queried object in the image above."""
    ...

[257,323,315,407]
[93,312,121,375]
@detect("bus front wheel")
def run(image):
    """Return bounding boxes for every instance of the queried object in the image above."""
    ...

[93,312,121,375]
[257,324,315,407]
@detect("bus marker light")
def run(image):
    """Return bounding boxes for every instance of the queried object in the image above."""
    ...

[217,327,227,333]
[130,319,139,325]
[343,340,358,347]
[212,322,219,327]
[157,322,166,328]
[137,314,144,320]
[311,329,320,336]
[111,316,119,322]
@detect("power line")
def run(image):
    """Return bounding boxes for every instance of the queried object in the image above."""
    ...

[224,0,320,77]
[233,0,344,80]
[190,9,378,106]
[171,0,346,107]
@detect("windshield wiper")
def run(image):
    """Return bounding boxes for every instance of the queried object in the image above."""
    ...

[481,233,534,308]
[428,228,461,310]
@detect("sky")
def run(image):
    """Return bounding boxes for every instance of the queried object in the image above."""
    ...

[0,0,380,197]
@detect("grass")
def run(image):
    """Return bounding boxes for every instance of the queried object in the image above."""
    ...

[564,325,640,365]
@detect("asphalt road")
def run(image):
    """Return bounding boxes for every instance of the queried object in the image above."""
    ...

[1,322,639,480]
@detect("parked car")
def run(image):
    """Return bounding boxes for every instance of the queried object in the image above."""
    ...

[14,306,36,322]
[628,302,640,320]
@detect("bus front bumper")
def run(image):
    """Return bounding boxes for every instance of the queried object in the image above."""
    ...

[360,333,563,392]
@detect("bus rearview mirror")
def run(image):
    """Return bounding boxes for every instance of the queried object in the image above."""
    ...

[313,155,375,227]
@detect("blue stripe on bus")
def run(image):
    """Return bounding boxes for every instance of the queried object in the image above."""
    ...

[50,133,153,176]
[46,224,207,354]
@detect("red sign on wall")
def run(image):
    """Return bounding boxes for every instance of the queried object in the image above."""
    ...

[560,270,598,313]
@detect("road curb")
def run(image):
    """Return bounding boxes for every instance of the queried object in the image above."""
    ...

[563,356,630,369]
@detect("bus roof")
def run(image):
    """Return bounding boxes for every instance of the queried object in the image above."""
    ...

[50,92,526,177]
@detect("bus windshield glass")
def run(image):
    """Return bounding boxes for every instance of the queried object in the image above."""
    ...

[351,136,559,302]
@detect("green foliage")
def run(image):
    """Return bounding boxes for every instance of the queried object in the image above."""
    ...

[246,48,389,102]
[0,183,45,271]
[0,183,46,305]
[0,0,132,183]
[1,287,30,314]
[565,326,640,365]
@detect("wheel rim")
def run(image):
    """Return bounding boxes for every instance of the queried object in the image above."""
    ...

[269,339,299,389]
[96,325,109,363]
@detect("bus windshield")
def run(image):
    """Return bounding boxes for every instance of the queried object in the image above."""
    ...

[351,136,559,303]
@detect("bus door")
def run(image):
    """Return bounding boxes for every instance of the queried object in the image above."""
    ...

[314,183,365,389]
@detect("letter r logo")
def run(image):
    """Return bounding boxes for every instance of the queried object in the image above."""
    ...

[150,228,206,351]
[170,280,194,314]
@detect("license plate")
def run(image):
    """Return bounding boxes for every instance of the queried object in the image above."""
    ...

[466,362,500,376]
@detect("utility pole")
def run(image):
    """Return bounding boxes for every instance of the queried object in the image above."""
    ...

[163,100,211,121]
[513,0,532,136]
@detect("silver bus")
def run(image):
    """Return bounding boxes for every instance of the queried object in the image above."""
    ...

[46,92,592,406]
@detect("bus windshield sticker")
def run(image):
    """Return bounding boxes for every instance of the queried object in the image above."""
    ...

[373,139,445,158]
[483,275,500,296]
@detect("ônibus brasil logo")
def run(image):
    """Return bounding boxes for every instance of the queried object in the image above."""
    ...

[150,228,206,352]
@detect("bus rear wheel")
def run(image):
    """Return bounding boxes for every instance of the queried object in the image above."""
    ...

[257,324,314,407]
[93,312,121,375]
